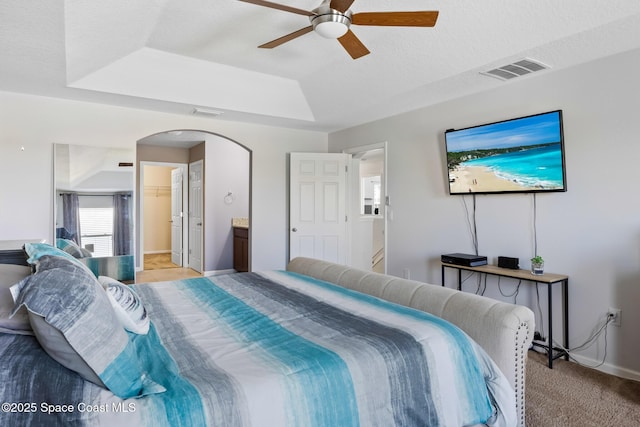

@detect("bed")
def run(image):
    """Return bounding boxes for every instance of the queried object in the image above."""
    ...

[1,245,534,427]
[56,238,135,282]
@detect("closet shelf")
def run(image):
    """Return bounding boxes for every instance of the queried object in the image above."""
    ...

[144,185,171,197]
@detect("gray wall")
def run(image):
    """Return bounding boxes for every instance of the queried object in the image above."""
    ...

[2,45,638,379]
[0,91,327,272]
[203,134,250,272]
[329,47,640,379]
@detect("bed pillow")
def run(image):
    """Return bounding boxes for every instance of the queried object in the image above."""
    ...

[28,312,105,386]
[24,242,95,275]
[10,255,165,398]
[99,276,150,335]
[0,264,33,335]
[56,238,85,258]
[63,245,93,259]
[55,238,76,251]
[57,239,93,259]
[79,247,93,258]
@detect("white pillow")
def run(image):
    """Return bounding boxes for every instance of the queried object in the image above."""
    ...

[99,276,150,335]
[0,264,33,335]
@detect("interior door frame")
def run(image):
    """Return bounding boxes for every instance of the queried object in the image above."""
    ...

[170,167,184,266]
[188,159,204,273]
[342,141,388,274]
[138,161,189,269]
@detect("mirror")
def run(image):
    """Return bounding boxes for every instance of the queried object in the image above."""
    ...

[54,144,135,281]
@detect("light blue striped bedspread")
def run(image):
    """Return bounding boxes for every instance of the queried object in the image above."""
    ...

[0,270,515,426]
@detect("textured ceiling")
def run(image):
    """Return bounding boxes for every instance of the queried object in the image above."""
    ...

[2,0,640,132]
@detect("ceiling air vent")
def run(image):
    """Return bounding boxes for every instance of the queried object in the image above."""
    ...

[481,58,550,81]
[191,107,224,118]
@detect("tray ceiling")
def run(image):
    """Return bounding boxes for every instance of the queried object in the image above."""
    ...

[1,0,640,131]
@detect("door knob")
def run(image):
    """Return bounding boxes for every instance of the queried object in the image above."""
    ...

[292,228,298,232]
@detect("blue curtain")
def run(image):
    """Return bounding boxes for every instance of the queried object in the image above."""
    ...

[113,192,132,256]
[61,193,81,244]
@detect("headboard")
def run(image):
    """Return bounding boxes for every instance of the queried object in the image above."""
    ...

[0,248,28,266]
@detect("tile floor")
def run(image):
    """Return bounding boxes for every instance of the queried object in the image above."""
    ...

[137,253,201,283]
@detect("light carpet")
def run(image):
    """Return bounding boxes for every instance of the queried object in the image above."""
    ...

[526,350,640,426]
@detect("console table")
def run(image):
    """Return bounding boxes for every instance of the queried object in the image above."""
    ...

[441,262,569,368]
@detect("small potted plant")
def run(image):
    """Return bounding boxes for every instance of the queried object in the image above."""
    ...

[530,255,544,275]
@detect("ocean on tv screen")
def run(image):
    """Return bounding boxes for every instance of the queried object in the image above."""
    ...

[447,142,565,194]
[464,143,564,189]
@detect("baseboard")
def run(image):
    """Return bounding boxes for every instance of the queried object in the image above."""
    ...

[203,269,237,277]
[144,250,171,255]
[569,353,640,382]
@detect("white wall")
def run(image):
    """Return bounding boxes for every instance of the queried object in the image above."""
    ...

[329,47,640,379]
[203,134,250,272]
[0,91,327,271]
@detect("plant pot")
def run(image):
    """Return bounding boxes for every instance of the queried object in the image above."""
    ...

[531,262,544,275]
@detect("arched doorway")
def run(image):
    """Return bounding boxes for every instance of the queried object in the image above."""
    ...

[136,130,251,280]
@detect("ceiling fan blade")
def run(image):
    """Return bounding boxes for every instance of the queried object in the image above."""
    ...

[259,26,314,49]
[351,11,439,27]
[329,0,356,13]
[338,30,370,60]
[238,0,314,16]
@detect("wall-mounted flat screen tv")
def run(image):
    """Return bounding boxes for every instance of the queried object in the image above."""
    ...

[445,110,567,195]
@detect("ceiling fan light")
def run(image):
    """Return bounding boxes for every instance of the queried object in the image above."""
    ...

[311,12,351,39]
[315,20,348,39]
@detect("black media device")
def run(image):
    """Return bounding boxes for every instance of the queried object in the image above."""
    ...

[498,256,520,270]
[441,253,487,267]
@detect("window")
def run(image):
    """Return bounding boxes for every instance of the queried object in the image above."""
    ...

[78,196,114,257]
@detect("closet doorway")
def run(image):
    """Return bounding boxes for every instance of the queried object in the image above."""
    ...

[136,130,251,278]
[140,163,189,271]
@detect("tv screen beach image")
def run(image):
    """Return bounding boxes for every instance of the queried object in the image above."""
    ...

[446,111,565,194]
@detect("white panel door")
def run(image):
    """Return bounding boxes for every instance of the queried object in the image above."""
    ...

[189,160,203,272]
[170,168,183,266]
[289,153,350,264]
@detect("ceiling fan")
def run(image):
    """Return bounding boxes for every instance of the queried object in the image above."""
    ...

[239,0,439,59]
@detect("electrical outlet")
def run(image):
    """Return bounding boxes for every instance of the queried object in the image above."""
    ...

[608,308,622,327]
[403,268,411,279]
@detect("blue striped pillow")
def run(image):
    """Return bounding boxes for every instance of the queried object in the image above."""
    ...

[10,256,166,398]
[55,238,75,250]
[24,242,94,275]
